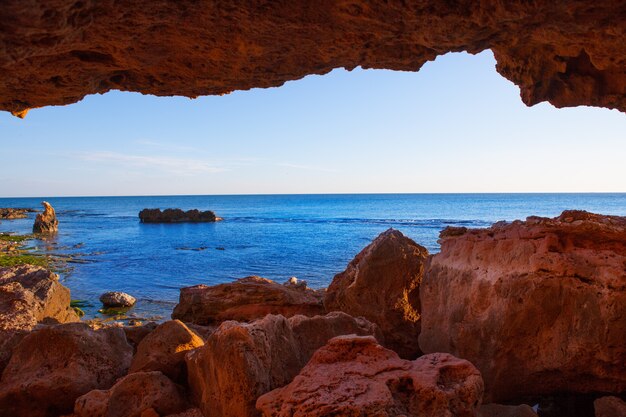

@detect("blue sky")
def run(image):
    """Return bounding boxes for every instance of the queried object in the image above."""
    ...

[1,50,624,197]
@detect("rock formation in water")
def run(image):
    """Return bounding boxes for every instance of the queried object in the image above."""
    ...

[256,335,484,417]
[32,201,58,233]
[99,290,137,307]
[1,2,624,117]
[186,312,381,417]
[419,210,626,402]
[325,228,428,358]
[0,323,133,417]
[172,276,325,325]
[139,208,221,223]
[0,208,35,220]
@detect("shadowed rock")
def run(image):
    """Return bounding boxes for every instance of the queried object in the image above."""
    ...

[139,208,221,223]
[325,228,428,358]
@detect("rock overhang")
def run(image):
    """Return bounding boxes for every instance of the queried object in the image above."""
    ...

[0,1,624,117]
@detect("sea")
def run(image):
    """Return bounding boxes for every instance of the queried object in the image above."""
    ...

[1,193,624,320]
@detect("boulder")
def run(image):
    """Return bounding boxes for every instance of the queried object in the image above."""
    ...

[0,323,133,417]
[419,210,626,402]
[130,320,204,382]
[100,291,137,308]
[32,201,58,233]
[172,276,325,325]
[139,208,221,223]
[594,396,626,417]
[186,312,381,417]
[0,264,79,331]
[256,335,483,417]
[74,371,189,417]
[325,228,428,358]
[479,404,538,417]
[123,321,158,350]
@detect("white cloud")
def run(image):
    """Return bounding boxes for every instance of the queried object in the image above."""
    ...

[74,151,225,176]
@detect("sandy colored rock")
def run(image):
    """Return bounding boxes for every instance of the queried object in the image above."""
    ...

[100,291,137,307]
[594,396,626,417]
[479,403,538,417]
[325,228,428,358]
[0,208,34,220]
[74,371,188,417]
[186,312,381,417]
[0,322,133,417]
[172,276,325,325]
[130,320,204,382]
[257,335,483,417]
[33,201,58,233]
[0,264,79,331]
[419,210,626,402]
[0,2,624,116]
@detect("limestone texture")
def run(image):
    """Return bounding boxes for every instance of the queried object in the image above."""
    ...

[172,276,325,325]
[186,312,381,417]
[100,291,137,307]
[130,319,204,382]
[73,371,189,417]
[256,335,483,417]
[0,323,133,417]
[32,201,58,233]
[1,2,624,117]
[325,228,428,358]
[419,210,626,402]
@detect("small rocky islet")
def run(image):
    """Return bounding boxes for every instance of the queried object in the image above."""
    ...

[0,209,624,417]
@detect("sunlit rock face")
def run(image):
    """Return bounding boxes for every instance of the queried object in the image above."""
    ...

[419,210,626,402]
[0,1,624,116]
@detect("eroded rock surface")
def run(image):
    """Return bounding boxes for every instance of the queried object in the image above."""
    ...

[257,335,483,417]
[74,371,189,417]
[1,2,624,116]
[130,319,204,382]
[186,312,381,417]
[0,208,34,220]
[32,201,58,233]
[0,264,79,331]
[139,208,221,223]
[172,276,325,325]
[419,210,626,402]
[100,291,137,307]
[325,228,427,358]
[594,396,626,417]
[0,323,133,417]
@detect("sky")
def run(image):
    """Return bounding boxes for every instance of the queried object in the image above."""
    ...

[0,50,625,197]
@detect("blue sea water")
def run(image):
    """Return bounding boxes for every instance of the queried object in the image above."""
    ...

[1,193,624,319]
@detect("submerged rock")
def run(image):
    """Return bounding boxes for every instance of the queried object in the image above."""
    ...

[0,208,34,220]
[32,201,58,233]
[256,335,483,417]
[139,208,221,223]
[0,323,133,417]
[74,371,189,417]
[172,276,325,325]
[186,312,381,417]
[130,319,204,382]
[419,210,626,402]
[325,228,428,358]
[100,291,137,308]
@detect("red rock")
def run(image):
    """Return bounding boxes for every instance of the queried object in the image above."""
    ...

[33,201,58,233]
[0,323,133,417]
[325,228,428,358]
[256,335,483,417]
[130,320,204,382]
[74,371,189,417]
[172,276,325,325]
[594,396,626,417]
[419,210,626,402]
[0,208,34,220]
[186,312,381,417]
[0,2,624,116]
[0,264,79,331]
[479,404,538,417]
[123,321,158,351]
